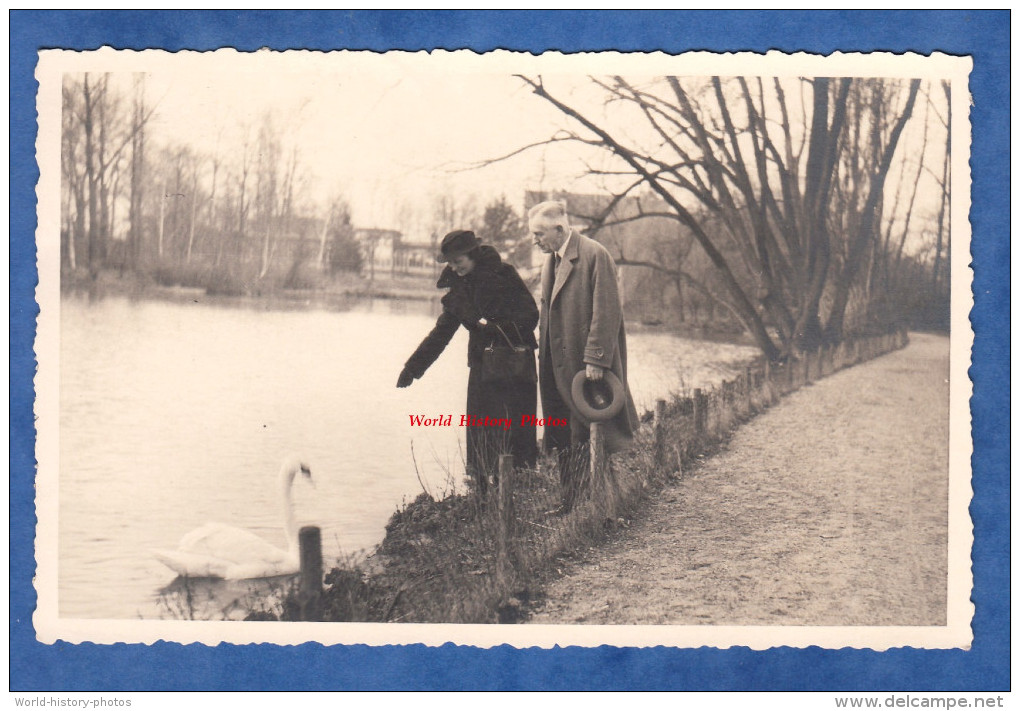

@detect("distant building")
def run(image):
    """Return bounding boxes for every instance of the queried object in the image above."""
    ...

[354,228,439,279]
[354,228,401,279]
[393,234,439,277]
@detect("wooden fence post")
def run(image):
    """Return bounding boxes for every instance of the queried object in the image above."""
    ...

[298,526,323,622]
[589,422,618,516]
[653,398,667,466]
[766,361,778,404]
[745,367,754,414]
[496,454,515,587]
[590,422,606,479]
[693,388,705,438]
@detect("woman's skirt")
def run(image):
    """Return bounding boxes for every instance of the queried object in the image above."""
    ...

[464,360,538,492]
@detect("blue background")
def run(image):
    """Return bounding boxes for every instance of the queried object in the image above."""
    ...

[10,10,1009,691]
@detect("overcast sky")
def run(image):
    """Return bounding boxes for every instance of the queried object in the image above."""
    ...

[142,61,609,235]
[53,50,959,251]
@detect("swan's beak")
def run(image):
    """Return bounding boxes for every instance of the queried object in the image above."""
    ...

[301,465,315,488]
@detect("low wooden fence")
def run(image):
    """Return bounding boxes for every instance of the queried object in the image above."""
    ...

[645,328,910,476]
[296,328,910,621]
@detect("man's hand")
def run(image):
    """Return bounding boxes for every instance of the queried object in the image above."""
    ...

[396,367,415,388]
[585,364,605,381]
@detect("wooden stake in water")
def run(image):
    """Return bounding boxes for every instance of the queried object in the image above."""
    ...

[298,525,323,622]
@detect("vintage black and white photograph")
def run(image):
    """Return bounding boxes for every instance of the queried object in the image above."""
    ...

[33,49,972,649]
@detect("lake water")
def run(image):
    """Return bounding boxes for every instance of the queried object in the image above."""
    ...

[57,292,757,619]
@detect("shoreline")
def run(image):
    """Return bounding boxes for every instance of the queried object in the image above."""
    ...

[61,268,444,308]
[60,267,755,344]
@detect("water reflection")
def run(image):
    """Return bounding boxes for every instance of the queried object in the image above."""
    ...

[154,573,298,621]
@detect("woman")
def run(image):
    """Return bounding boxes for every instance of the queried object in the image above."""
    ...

[397,229,538,494]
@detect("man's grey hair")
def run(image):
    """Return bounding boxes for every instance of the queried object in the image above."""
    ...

[528,200,570,227]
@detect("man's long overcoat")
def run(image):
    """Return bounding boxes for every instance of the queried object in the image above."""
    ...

[539,232,640,453]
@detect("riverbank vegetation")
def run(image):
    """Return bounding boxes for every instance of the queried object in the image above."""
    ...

[226,330,908,624]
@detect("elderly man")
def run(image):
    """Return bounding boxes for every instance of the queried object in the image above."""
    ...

[530,200,639,512]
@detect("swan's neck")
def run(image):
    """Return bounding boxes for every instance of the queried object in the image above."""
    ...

[281,473,298,554]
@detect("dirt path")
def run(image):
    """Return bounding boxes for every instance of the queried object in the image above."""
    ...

[528,333,949,626]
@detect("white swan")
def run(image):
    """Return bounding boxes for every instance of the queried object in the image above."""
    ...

[153,456,314,579]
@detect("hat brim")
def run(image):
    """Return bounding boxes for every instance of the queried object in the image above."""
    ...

[436,235,481,263]
[570,369,626,422]
[436,248,473,264]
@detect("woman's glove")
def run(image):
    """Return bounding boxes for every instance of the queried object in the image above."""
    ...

[396,367,415,388]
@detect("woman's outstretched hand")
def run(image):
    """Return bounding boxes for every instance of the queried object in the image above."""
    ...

[396,367,415,388]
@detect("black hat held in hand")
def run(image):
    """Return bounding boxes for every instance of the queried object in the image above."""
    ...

[570,370,626,422]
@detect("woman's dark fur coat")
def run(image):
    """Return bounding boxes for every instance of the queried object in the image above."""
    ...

[403,246,539,488]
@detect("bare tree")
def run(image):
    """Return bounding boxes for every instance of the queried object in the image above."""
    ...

[62,73,155,276]
[515,74,924,360]
[823,79,921,339]
[931,80,951,294]
[128,74,147,269]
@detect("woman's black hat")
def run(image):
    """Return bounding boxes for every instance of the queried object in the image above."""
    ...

[436,230,481,263]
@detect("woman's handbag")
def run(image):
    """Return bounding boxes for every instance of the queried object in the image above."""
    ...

[481,323,536,384]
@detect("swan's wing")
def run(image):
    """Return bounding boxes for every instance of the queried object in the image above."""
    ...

[153,545,298,579]
[152,548,232,579]
[178,522,291,567]
[226,558,299,580]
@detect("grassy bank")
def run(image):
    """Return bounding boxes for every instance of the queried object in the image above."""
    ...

[241,329,910,624]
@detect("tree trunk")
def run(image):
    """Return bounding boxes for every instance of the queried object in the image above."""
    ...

[157,184,166,259]
[826,79,921,340]
[186,164,199,263]
[317,213,330,268]
[83,75,99,277]
[932,81,951,294]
